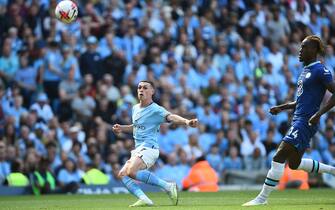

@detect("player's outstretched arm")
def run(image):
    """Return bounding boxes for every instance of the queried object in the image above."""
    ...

[166,114,198,127]
[269,101,296,115]
[309,82,335,125]
[112,124,133,134]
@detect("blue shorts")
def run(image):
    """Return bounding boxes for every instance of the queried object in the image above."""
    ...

[283,120,318,151]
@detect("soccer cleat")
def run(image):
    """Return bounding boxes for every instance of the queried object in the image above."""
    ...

[129,199,153,207]
[242,198,268,207]
[166,182,178,206]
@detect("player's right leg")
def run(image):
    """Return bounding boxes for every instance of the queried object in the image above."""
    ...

[243,141,293,206]
[119,157,153,207]
[130,147,178,205]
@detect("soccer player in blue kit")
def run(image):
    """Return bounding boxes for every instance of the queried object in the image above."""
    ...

[112,81,198,207]
[243,35,335,206]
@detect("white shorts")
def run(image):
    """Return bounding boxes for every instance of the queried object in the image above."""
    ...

[131,146,159,169]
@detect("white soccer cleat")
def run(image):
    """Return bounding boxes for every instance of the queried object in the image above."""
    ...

[129,199,153,207]
[166,182,178,206]
[242,198,268,207]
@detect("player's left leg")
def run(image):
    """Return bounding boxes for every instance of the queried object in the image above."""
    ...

[289,151,335,175]
[134,170,178,205]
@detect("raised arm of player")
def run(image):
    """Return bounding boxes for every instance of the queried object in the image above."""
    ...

[112,124,133,134]
[269,101,297,115]
[166,114,198,127]
[309,82,335,125]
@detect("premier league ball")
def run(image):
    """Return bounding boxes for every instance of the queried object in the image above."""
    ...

[55,0,78,24]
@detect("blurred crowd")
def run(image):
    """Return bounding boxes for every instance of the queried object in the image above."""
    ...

[1,0,335,190]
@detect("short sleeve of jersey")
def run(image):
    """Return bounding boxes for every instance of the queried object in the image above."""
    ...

[318,66,333,86]
[156,105,170,123]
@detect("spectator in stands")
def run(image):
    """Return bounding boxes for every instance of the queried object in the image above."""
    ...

[103,74,120,103]
[0,141,10,184]
[30,92,54,122]
[30,158,56,195]
[182,156,219,192]
[29,122,47,156]
[222,146,243,175]
[82,164,109,185]
[109,163,121,184]
[57,158,83,188]
[79,36,102,81]
[262,128,278,155]
[206,144,222,173]
[3,122,17,145]
[156,152,186,189]
[241,128,266,170]
[58,68,80,121]
[183,134,203,163]
[5,159,29,187]
[5,95,27,128]
[303,148,322,162]
[71,85,96,124]
[42,41,64,108]
[45,142,62,174]
[103,50,127,87]
[17,125,32,158]
[123,21,146,64]
[68,140,89,164]
[0,80,5,134]
[14,54,38,107]
[60,45,81,81]
[278,164,309,190]
[266,6,291,43]
[176,149,191,181]
[0,38,19,82]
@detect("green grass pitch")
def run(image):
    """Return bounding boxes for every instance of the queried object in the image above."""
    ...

[0,189,334,210]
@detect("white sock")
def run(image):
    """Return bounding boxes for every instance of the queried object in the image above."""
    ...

[257,161,285,202]
[298,158,335,174]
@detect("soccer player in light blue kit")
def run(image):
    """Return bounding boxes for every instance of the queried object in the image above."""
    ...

[243,36,335,206]
[112,81,198,207]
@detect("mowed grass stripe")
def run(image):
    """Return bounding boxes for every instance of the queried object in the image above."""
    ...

[0,189,334,210]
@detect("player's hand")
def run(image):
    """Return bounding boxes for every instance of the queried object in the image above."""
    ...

[112,124,122,134]
[269,106,282,115]
[308,113,321,126]
[187,119,198,127]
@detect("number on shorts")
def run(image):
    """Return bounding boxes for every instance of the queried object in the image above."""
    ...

[287,127,298,139]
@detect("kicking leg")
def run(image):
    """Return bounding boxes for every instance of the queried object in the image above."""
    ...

[243,142,293,206]
[289,153,335,175]
[298,159,335,174]
[119,157,153,207]
[135,170,178,205]
[135,170,171,191]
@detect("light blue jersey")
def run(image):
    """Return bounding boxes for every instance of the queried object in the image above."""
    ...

[132,102,170,149]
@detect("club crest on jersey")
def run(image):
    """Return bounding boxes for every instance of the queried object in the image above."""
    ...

[305,72,311,78]
[324,68,331,75]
